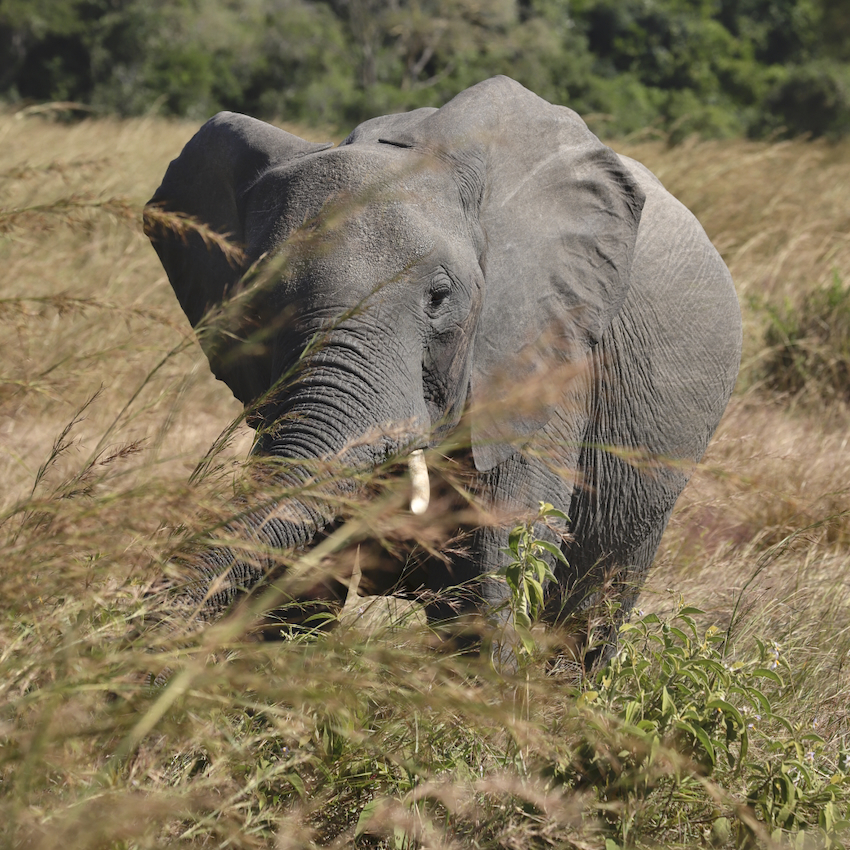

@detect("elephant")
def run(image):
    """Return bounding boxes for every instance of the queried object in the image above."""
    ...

[144,76,741,663]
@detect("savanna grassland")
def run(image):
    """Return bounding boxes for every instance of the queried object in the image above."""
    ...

[2,107,850,849]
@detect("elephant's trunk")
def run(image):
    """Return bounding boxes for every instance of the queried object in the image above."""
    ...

[167,343,430,625]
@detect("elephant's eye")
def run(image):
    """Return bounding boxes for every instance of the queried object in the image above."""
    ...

[427,275,452,313]
[430,288,449,310]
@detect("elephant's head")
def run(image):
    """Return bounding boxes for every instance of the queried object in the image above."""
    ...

[145,76,645,617]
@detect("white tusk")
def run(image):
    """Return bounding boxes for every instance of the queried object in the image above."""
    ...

[408,449,430,515]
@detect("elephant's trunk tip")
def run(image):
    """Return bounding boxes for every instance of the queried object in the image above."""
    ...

[409,449,430,515]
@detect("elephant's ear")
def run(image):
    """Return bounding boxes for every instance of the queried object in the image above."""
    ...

[380,76,646,470]
[144,112,331,409]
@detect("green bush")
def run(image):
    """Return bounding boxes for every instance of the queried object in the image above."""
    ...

[559,602,850,847]
[761,272,850,403]
[756,62,850,139]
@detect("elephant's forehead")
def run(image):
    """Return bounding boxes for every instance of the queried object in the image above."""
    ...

[288,200,439,294]
[281,145,455,202]
[279,149,464,229]
[264,148,470,289]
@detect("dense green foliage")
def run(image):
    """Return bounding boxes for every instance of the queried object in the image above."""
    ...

[2,0,850,137]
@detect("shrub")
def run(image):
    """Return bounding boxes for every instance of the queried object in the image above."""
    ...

[760,271,850,404]
[756,62,850,140]
[559,602,850,848]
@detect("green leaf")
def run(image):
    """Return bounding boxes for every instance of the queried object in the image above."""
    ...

[661,686,676,718]
[505,563,522,593]
[707,698,745,729]
[667,625,692,646]
[676,720,716,766]
[677,615,699,641]
[743,684,772,714]
[689,657,726,676]
[821,801,836,831]
[577,690,598,707]
[711,817,732,845]
[355,798,382,838]
[771,713,796,734]
[536,539,568,565]
[529,555,552,582]
[303,611,338,626]
[679,666,711,690]
[739,728,749,767]
[800,732,825,743]
[624,700,643,725]
[526,576,545,611]
[516,623,536,655]
[777,772,797,807]
[539,502,569,522]
[752,667,783,684]
[393,826,410,850]
[286,772,307,799]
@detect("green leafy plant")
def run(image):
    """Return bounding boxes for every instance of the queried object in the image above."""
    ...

[498,501,569,658]
[552,601,850,847]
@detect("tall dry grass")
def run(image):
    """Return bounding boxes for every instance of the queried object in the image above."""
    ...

[1,108,849,848]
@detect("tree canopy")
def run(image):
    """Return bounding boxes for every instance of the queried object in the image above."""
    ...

[2,0,849,138]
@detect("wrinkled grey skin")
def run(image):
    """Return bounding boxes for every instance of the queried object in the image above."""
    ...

[146,76,741,657]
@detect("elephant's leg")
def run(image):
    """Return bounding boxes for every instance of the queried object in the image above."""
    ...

[550,429,687,669]
[555,516,673,669]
